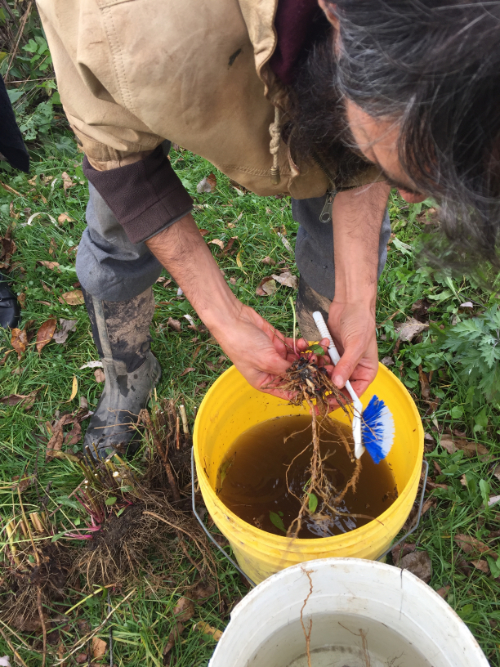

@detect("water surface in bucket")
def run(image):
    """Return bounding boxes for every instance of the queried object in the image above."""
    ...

[247,612,434,666]
[217,415,397,538]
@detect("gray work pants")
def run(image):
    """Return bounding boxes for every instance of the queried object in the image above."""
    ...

[76,187,391,332]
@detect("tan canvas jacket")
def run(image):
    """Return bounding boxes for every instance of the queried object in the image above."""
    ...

[37,0,378,200]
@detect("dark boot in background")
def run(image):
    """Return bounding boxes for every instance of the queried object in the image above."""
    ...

[82,287,161,459]
[0,274,20,329]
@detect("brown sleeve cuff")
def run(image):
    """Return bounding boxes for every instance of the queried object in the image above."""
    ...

[83,146,193,244]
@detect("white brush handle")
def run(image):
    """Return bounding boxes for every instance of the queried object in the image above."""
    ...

[313,312,365,459]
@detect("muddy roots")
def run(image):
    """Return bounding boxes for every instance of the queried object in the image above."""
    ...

[279,356,363,538]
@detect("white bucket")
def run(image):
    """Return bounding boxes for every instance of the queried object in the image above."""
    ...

[209,558,489,667]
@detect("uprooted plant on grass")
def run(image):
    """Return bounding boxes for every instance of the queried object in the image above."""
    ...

[0,399,218,663]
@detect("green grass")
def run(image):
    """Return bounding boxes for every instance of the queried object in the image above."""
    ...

[1,129,500,665]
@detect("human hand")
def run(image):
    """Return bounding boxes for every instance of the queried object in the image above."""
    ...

[325,299,379,405]
[211,303,328,401]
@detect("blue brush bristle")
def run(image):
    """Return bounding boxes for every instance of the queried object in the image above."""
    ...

[361,396,395,464]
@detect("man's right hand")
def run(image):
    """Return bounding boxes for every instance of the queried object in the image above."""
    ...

[146,213,327,401]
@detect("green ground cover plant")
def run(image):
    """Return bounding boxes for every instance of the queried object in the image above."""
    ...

[1,135,500,666]
[1,4,500,663]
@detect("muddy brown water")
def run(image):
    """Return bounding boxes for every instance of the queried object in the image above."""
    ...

[217,415,397,539]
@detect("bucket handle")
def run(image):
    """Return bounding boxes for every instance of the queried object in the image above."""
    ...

[376,459,429,562]
[191,448,256,588]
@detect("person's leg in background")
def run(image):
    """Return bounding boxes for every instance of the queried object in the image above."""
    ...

[292,193,391,340]
[76,181,163,459]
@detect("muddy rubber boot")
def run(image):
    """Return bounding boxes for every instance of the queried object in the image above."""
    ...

[82,287,161,459]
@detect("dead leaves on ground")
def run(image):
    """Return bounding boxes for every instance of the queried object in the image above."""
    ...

[440,435,492,461]
[45,406,91,461]
[9,317,73,360]
[11,327,28,359]
[0,227,16,272]
[256,271,298,296]
[0,390,38,410]
[196,173,217,194]
[53,318,78,344]
[164,585,220,660]
[395,317,429,342]
[36,318,57,354]
[59,289,85,306]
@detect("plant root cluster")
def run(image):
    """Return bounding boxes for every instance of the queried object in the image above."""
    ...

[1,399,217,653]
[71,399,217,589]
[279,356,363,538]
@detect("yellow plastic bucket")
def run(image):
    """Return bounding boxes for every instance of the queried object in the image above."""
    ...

[193,363,424,585]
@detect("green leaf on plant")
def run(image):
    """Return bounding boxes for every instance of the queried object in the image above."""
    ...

[105,496,117,506]
[269,511,286,533]
[479,479,490,507]
[308,344,325,356]
[450,405,464,420]
[486,556,500,579]
[308,493,318,513]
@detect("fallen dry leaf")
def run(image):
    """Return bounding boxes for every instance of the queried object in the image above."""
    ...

[167,317,182,332]
[261,256,276,266]
[38,260,60,271]
[17,292,26,309]
[75,655,88,665]
[471,559,490,574]
[277,232,292,252]
[199,229,210,237]
[11,327,28,359]
[80,360,103,370]
[163,597,195,657]
[236,250,247,274]
[454,534,492,556]
[12,474,34,493]
[436,585,450,598]
[194,621,222,641]
[256,277,277,297]
[59,289,84,306]
[180,367,195,376]
[440,435,491,461]
[411,298,430,321]
[488,495,500,508]
[418,365,430,399]
[94,369,105,383]
[194,381,208,395]
[190,581,215,600]
[381,356,394,367]
[400,550,433,583]
[459,301,474,309]
[183,313,198,330]
[0,391,37,410]
[91,636,107,659]
[272,271,298,289]
[196,173,217,194]
[53,318,77,344]
[395,317,429,342]
[392,542,416,564]
[61,172,75,192]
[65,376,78,402]
[46,418,69,460]
[209,239,225,250]
[36,318,57,354]
[0,229,16,271]
[222,236,238,255]
[0,181,22,197]
[57,212,74,224]
[492,465,500,482]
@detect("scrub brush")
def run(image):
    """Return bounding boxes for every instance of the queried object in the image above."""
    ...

[313,311,394,463]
